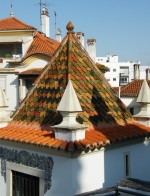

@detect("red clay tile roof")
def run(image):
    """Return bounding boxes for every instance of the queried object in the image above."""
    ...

[0,17,36,31]
[1,23,150,154]
[0,121,149,153]
[112,87,119,94]
[120,80,150,97]
[23,32,60,60]
[18,68,42,75]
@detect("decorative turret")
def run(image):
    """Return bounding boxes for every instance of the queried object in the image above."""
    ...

[0,86,11,127]
[53,80,87,141]
[41,7,50,37]
[134,80,150,127]
[137,80,150,104]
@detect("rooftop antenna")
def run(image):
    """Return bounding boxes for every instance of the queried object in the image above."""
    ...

[39,0,49,25]
[10,0,14,17]
[54,11,57,35]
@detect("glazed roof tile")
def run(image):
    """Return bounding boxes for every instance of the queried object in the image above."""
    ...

[0,17,36,31]
[120,80,150,97]
[0,22,150,154]
[13,29,132,126]
[23,32,60,60]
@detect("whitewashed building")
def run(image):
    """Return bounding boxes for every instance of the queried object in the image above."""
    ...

[0,9,60,115]
[83,38,149,87]
[0,22,150,196]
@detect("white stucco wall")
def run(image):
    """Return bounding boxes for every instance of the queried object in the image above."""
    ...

[104,141,150,188]
[0,160,6,195]
[0,140,150,196]
[46,151,104,196]
[0,73,19,114]
[96,56,138,87]
[16,59,48,73]
[0,59,48,115]
[121,97,141,115]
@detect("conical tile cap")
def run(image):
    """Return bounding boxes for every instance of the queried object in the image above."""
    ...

[0,86,8,107]
[58,80,82,112]
[137,80,150,103]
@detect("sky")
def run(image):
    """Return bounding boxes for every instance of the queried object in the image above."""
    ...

[0,0,150,66]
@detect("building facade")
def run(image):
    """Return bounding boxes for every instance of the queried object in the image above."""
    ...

[0,22,150,196]
[0,12,60,115]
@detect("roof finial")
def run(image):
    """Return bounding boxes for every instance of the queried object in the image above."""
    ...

[10,1,14,18]
[66,21,74,34]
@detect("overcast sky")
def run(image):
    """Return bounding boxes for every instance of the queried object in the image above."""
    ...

[0,0,150,66]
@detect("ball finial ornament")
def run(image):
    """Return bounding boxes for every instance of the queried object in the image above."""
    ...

[66,21,74,33]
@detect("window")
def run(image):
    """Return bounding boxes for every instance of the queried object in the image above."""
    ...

[0,43,22,58]
[6,162,44,196]
[26,80,33,92]
[113,78,116,81]
[113,69,116,72]
[124,152,130,178]
[12,171,39,196]
[120,67,129,75]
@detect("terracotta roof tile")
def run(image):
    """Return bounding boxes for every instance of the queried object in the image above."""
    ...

[118,80,150,97]
[0,122,149,153]
[23,32,60,60]
[0,17,36,31]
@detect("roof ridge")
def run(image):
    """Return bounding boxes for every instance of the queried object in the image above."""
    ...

[12,17,36,29]
[35,32,58,45]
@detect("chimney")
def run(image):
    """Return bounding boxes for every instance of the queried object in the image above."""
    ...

[133,63,140,80]
[55,28,62,42]
[75,32,84,47]
[146,68,150,80]
[41,7,50,37]
[86,39,96,62]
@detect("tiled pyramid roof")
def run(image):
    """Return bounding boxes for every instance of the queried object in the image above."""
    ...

[23,32,60,60]
[0,17,36,31]
[120,80,150,97]
[12,23,132,127]
[0,22,150,154]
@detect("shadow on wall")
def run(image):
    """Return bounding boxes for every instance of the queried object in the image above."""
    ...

[45,156,82,196]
